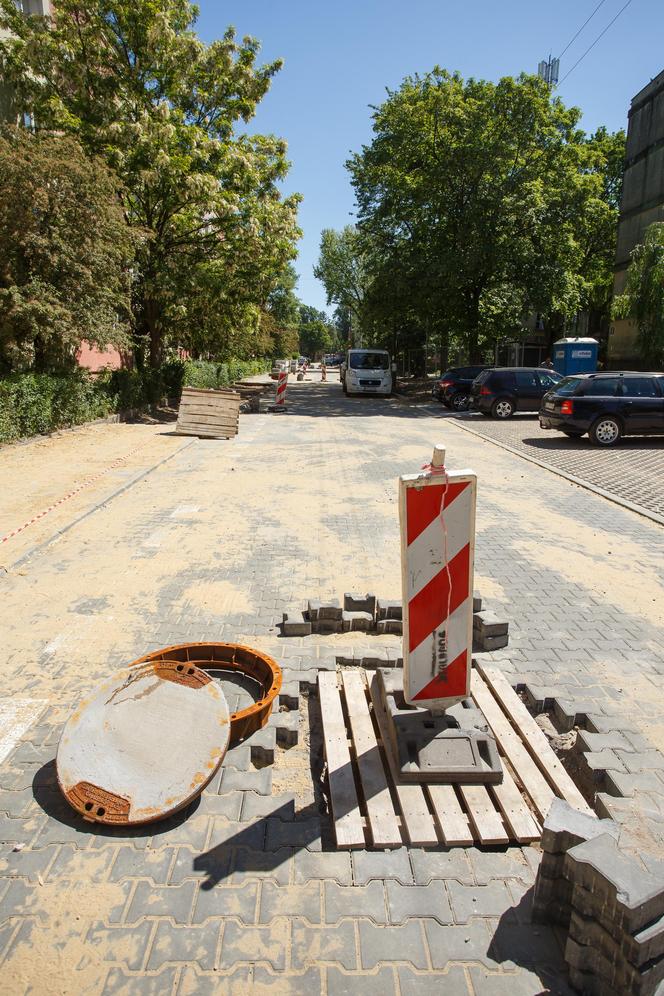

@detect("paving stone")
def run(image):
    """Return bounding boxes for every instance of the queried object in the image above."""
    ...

[147,921,221,972]
[616,749,664,774]
[352,848,413,886]
[220,766,272,796]
[577,730,641,754]
[259,881,322,924]
[385,881,452,925]
[473,611,509,637]
[176,966,252,995]
[85,921,154,972]
[410,848,474,886]
[358,920,428,970]
[0,843,59,882]
[265,816,321,851]
[219,919,289,971]
[205,818,265,852]
[0,814,47,848]
[240,793,296,822]
[279,681,300,711]
[447,880,514,923]
[192,881,258,925]
[324,881,387,924]
[148,814,209,851]
[231,847,293,885]
[377,600,402,621]
[272,710,299,747]
[578,749,627,784]
[565,833,664,934]
[0,875,130,924]
[170,844,232,887]
[47,843,116,882]
[316,600,342,621]
[477,633,509,651]
[467,966,571,995]
[282,612,312,637]
[344,592,377,616]
[0,787,37,818]
[398,965,471,995]
[125,881,197,924]
[252,966,323,993]
[540,798,619,855]
[291,918,357,970]
[197,792,244,819]
[468,848,535,886]
[293,850,352,885]
[109,846,175,885]
[247,725,277,765]
[222,744,252,773]
[423,920,499,970]
[604,770,664,799]
[341,610,374,633]
[103,965,179,995]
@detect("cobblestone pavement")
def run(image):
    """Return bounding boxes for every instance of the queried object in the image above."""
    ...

[445,408,664,522]
[0,377,663,994]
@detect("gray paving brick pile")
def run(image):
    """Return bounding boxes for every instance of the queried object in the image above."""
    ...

[1,380,663,993]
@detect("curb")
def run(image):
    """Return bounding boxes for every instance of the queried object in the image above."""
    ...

[449,418,664,528]
[6,437,197,570]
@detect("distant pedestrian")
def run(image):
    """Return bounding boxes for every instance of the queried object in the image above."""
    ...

[540,357,554,369]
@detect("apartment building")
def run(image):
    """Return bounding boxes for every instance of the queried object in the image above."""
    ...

[608,69,664,367]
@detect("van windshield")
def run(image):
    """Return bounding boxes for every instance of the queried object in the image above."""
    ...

[349,352,389,370]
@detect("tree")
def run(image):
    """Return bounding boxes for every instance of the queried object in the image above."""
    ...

[0,127,135,374]
[313,227,367,342]
[613,222,664,366]
[347,69,614,362]
[0,0,300,366]
[297,305,337,358]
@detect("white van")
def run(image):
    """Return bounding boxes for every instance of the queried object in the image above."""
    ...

[340,349,395,396]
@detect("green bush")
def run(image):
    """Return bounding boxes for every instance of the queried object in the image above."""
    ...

[0,372,114,443]
[0,357,270,444]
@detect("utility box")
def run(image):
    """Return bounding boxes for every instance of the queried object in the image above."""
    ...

[553,337,599,376]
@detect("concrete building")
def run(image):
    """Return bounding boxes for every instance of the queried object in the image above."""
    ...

[608,69,664,367]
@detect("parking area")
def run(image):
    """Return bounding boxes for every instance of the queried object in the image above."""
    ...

[446,410,664,522]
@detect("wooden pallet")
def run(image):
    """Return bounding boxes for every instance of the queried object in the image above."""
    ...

[318,664,591,850]
[175,387,241,439]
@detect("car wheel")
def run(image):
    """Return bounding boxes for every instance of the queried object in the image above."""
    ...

[589,416,621,447]
[452,392,470,411]
[562,429,584,438]
[491,398,514,419]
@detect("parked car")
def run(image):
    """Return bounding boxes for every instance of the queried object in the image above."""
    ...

[471,367,562,418]
[340,348,395,396]
[539,371,664,446]
[432,365,492,410]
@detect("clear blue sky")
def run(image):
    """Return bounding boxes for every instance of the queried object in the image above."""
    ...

[196,0,663,313]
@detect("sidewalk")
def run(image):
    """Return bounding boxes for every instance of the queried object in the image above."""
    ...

[0,378,662,993]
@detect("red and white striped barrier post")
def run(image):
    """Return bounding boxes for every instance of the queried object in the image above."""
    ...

[399,443,477,710]
[321,363,327,382]
[275,370,288,407]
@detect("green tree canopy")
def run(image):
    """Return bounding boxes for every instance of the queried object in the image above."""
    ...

[313,226,367,339]
[613,222,664,366]
[0,127,135,374]
[346,69,621,361]
[0,0,300,366]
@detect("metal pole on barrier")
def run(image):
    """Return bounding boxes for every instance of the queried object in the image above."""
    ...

[275,370,288,407]
[398,442,477,711]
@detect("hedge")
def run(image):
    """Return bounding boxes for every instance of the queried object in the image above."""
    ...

[0,358,270,444]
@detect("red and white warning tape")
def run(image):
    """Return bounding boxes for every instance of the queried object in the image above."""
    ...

[1,443,148,547]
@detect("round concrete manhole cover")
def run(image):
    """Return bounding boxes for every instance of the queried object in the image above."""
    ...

[56,661,230,825]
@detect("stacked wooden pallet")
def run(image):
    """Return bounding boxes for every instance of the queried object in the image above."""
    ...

[175,387,241,439]
[319,661,591,850]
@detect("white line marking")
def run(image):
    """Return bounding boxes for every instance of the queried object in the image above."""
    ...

[0,700,48,765]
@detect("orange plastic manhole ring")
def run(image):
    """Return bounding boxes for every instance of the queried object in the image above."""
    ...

[129,642,282,743]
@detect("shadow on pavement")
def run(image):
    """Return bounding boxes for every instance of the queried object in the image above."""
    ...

[489,889,573,994]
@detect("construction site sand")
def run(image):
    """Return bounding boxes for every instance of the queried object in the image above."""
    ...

[0,421,184,565]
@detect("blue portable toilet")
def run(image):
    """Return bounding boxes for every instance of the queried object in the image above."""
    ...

[552,337,599,376]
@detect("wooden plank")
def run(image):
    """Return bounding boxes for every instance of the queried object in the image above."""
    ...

[425,784,474,846]
[177,416,239,428]
[369,675,439,846]
[470,672,555,821]
[489,764,541,843]
[475,662,594,816]
[176,425,237,436]
[181,387,239,398]
[174,429,234,439]
[458,784,509,845]
[179,403,240,415]
[318,672,365,849]
[341,672,401,848]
